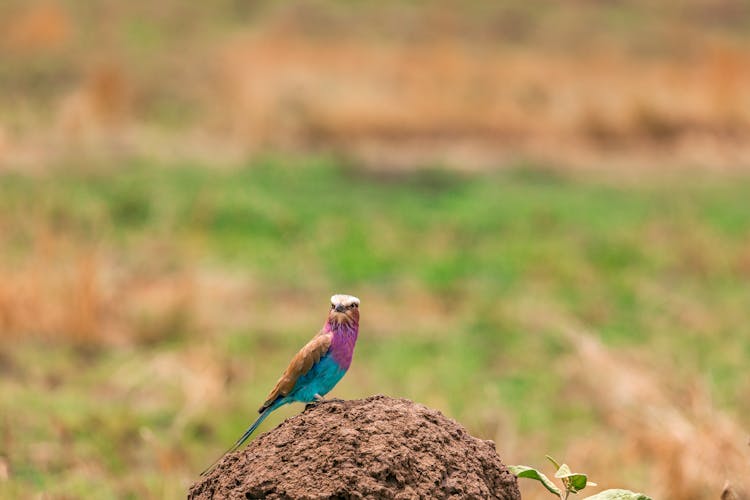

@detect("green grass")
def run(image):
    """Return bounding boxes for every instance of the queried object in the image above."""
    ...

[1,157,749,497]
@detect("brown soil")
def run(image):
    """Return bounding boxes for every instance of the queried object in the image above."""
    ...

[189,395,520,499]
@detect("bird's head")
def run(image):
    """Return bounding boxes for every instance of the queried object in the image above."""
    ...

[327,294,360,326]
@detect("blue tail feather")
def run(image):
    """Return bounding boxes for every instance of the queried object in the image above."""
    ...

[200,399,284,476]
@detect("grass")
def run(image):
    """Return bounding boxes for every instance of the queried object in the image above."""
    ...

[4,1,750,174]
[1,157,749,498]
[2,1,750,497]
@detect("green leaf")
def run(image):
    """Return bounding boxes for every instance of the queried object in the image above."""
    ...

[546,455,562,471]
[509,465,562,497]
[567,474,590,492]
[554,464,591,493]
[554,463,573,478]
[583,489,652,500]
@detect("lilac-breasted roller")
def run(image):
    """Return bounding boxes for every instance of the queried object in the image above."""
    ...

[201,294,360,475]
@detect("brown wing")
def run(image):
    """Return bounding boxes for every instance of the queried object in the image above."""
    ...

[258,330,332,412]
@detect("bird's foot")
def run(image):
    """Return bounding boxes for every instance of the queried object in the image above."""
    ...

[304,396,344,410]
[305,394,324,410]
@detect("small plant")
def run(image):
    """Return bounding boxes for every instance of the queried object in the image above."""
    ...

[509,455,651,500]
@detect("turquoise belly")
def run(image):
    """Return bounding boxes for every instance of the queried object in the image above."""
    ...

[288,354,346,403]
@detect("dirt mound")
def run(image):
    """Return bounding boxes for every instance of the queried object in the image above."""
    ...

[189,395,520,499]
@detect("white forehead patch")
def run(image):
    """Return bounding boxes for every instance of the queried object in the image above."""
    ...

[330,294,360,307]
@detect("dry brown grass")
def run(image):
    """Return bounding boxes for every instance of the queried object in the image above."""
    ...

[519,302,750,500]
[57,62,132,149]
[3,2,71,53]
[0,227,197,347]
[214,30,750,172]
[2,2,750,172]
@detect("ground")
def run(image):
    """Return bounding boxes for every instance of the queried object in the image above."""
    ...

[189,395,520,500]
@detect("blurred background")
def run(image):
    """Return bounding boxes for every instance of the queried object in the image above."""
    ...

[1,1,749,498]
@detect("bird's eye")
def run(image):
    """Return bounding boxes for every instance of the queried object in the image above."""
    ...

[331,304,335,309]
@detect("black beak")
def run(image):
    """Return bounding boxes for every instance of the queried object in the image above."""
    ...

[334,304,346,313]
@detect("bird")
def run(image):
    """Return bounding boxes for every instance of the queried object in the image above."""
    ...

[200,294,361,475]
